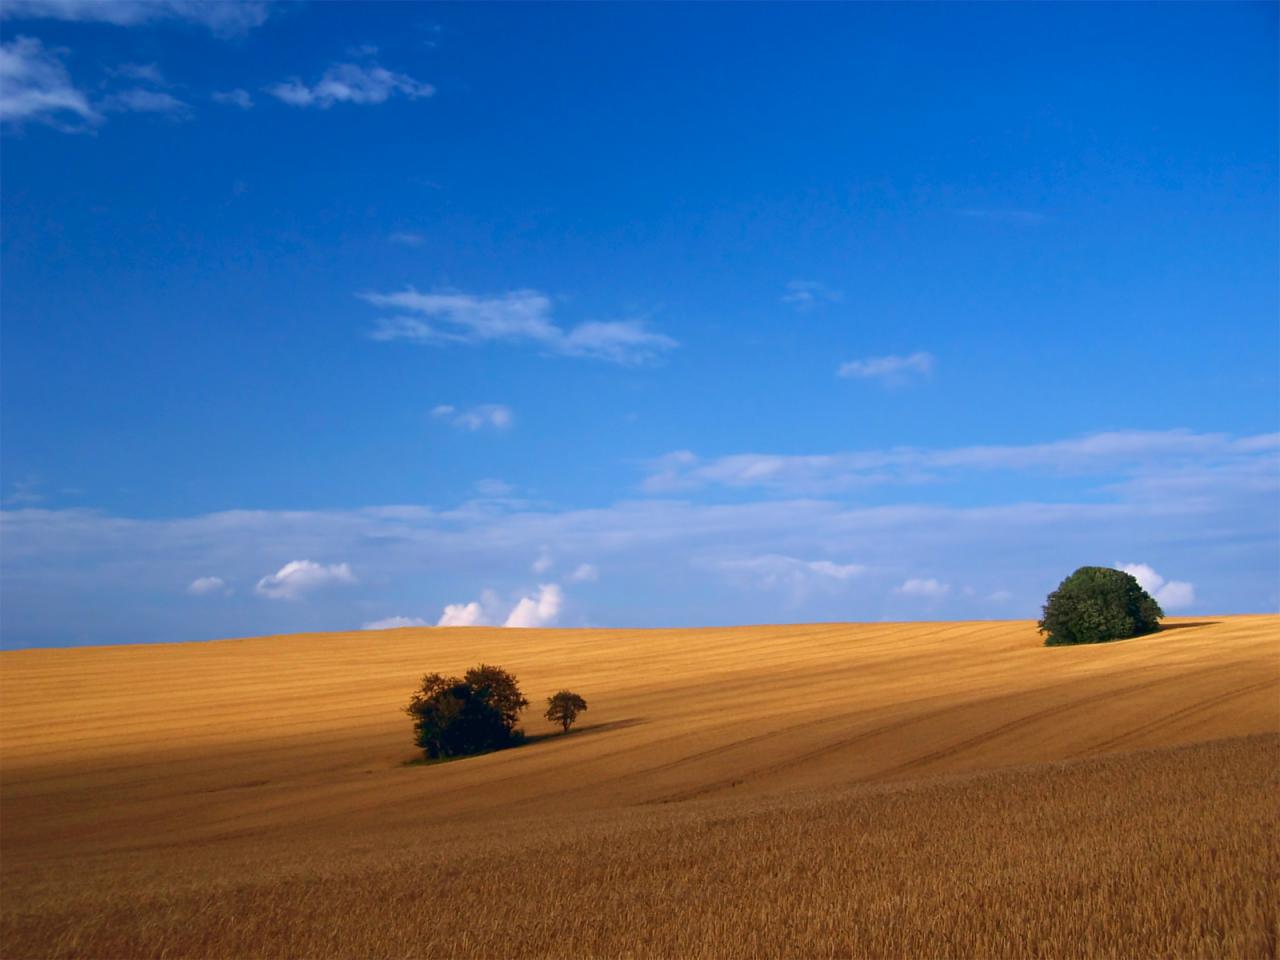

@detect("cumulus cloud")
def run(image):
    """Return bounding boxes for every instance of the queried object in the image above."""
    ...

[838,352,936,383]
[361,288,677,365]
[1116,563,1196,611]
[897,577,951,598]
[254,560,355,600]
[437,601,486,627]
[0,0,272,34]
[504,584,563,628]
[187,575,228,596]
[780,280,842,310]
[569,563,598,583]
[268,61,433,109]
[212,88,253,109]
[0,36,98,130]
[0,428,1271,647]
[431,403,513,431]
[362,615,427,630]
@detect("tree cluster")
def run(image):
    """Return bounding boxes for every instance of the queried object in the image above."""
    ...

[1039,566,1163,646]
[406,664,587,760]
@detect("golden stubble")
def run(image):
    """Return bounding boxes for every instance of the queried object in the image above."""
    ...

[2,615,1277,957]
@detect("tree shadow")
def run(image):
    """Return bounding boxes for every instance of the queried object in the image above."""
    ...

[1158,621,1223,633]
[523,716,648,746]
[401,717,648,766]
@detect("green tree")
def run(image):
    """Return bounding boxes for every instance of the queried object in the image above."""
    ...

[544,690,588,732]
[405,666,528,759]
[1038,566,1163,646]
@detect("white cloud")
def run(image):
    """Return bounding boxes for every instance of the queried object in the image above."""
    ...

[110,62,164,84]
[362,288,677,365]
[254,560,355,600]
[569,563,598,583]
[717,554,866,600]
[643,430,1279,497]
[431,403,513,431]
[1116,563,1196,611]
[558,320,678,364]
[0,429,1270,646]
[186,575,228,596]
[389,231,425,246]
[532,552,554,574]
[437,601,486,627]
[362,615,427,630]
[0,0,272,34]
[212,88,253,109]
[268,62,433,109]
[897,577,951,598]
[838,352,935,383]
[504,584,563,628]
[100,87,188,115]
[780,280,842,310]
[0,36,98,130]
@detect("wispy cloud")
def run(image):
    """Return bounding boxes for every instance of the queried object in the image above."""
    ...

[268,61,433,109]
[896,577,950,599]
[100,87,188,116]
[716,553,866,602]
[837,351,935,384]
[568,563,598,583]
[643,430,1279,496]
[362,615,427,629]
[255,560,355,601]
[0,36,98,131]
[1,0,272,35]
[389,230,426,246]
[212,88,253,109]
[431,403,513,431]
[362,288,677,365]
[780,280,843,310]
[2,428,1273,645]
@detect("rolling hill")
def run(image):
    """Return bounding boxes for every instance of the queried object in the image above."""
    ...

[2,615,1277,957]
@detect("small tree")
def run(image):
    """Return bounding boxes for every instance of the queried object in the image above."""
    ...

[544,690,588,732]
[406,665,527,759]
[1039,566,1163,646]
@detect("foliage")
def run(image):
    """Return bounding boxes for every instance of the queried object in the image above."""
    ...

[406,665,527,759]
[1038,566,1163,646]
[544,690,588,732]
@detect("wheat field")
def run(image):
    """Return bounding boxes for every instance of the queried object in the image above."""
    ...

[2,615,1277,958]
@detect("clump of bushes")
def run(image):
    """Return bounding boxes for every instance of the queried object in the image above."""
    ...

[1039,566,1163,646]
[406,665,589,760]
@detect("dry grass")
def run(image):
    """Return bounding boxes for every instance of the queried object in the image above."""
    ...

[2,615,1277,958]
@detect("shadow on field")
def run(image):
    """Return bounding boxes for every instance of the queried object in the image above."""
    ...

[402,717,648,767]
[1159,621,1222,633]
[524,716,648,746]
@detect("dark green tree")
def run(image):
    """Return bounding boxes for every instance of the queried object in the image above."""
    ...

[544,690,588,732]
[1038,566,1163,646]
[405,666,528,759]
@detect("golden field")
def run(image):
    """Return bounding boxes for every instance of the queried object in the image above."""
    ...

[2,615,1277,958]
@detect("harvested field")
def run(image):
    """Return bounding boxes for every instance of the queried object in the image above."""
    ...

[2,615,1278,958]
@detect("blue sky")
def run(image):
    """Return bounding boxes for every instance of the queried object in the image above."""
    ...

[1,1,1276,648]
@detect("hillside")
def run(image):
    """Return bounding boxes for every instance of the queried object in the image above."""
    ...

[2,615,1277,957]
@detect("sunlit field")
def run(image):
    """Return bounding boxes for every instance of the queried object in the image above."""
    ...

[2,615,1277,958]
